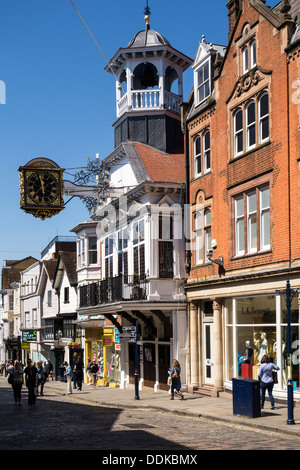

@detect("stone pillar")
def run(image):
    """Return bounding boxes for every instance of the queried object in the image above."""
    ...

[213,298,223,392]
[189,301,199,390]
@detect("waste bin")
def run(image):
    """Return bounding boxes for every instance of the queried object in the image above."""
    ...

[232,377,261,418]
[57,365,65,382]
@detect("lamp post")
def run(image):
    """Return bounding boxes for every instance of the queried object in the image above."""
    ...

[134,319,140,400]
[276,277,298,425]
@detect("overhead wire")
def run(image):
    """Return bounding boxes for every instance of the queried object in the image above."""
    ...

[68,0,125,93]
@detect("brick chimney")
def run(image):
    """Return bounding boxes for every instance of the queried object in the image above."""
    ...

[227,0,242,40]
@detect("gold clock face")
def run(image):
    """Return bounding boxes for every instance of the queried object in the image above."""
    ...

[27,172,59,205]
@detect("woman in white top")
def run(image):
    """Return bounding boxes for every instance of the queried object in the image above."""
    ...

[258,355,280,410]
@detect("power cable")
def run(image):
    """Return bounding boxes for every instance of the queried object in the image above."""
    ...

[69,0,125,93]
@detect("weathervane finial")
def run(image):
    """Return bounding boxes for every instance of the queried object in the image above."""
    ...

[144,0,151,30]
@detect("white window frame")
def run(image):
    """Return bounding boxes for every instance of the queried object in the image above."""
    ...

[203,130,211,173]
[234,184,270,256]
[246,100,256,151]
[88,236,98,265]
[234,108,243,157]
[242,46,249,74]
[196,59,210,105]
[250,40,256,68]
[258,92,269,144]
[260,185,270,251]
[194,135,201,177]
[247,190,257,253]
[195,208,212,264]
[235,196,245,256]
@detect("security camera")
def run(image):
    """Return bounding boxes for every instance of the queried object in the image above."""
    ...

[207,249,213,260]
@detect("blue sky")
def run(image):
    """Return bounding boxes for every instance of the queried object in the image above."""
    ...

[0,0,276,280]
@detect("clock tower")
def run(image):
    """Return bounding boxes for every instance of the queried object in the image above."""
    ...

[105,11,192,153]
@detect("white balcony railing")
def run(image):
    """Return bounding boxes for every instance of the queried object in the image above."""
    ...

[117,89,181,118]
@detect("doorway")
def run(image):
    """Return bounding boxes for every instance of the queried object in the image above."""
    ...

[203,322,214,385]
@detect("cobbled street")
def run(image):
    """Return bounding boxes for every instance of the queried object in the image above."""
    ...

[1,380,300,454]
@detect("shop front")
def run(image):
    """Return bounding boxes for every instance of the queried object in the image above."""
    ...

[225,293,300,398]
[85,326,121,387]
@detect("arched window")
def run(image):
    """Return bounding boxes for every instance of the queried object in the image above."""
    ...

[259,92,269,143]
[246,100,256,151]
[234,108,243,156]
[194,136,201,176]
[250,40,256,68]
[242,46,249,74]
[203,130,211,173]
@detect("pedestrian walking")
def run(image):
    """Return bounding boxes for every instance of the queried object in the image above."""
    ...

[24,359,38,407]
[170,359,184,400]
[43,361,50,382]
[63,361,73,394]
[90,360,99,388]
[47,360,54,381]
[8,360,24,406]
[37,361,46,396]
[258,355,280,410]
[74,356,83,391]
[86,357,93,386]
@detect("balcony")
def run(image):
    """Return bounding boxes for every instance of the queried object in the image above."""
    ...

[117,90,182,118]
[79,275,149,308]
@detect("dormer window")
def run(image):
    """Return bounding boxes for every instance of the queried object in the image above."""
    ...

[196,60,210,104]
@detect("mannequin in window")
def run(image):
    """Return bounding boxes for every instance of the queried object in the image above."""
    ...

[274,340,286,384]
[244,340,253,363]
[258,332,268,363]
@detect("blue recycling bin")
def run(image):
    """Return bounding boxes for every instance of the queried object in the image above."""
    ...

[232,377,261,418]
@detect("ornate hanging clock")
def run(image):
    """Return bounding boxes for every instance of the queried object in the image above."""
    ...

[19,158,65,220]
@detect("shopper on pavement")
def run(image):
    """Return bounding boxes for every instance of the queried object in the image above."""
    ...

[90,360,99,388]
[63,361,73,394]
[8,360,23,406]
[73,356,84,391]
[170,359,184,400]
[258,355,280,410]
[24,359,38,407]
[37,361,46,396]
[86,357,93,386]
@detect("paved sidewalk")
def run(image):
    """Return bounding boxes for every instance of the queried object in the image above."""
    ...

[37,378,300,439]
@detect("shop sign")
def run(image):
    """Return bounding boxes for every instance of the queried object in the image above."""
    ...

[22,330,37,342]
[114,328,120,343]
[21,342,30,350]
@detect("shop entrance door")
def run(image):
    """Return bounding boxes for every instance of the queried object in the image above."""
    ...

[158,344,170,391]
[203,322,214,385]
[143,343,155,387]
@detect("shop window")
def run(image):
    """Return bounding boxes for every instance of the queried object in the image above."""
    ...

[225,295,300,391]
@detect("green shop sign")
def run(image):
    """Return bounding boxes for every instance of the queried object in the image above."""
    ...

[22,330,37,342]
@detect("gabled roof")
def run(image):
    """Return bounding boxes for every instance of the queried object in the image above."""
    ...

[43,259,59,282]
[1,256,38,289]
[104,141,185,186]
[53,251,77,289]
[133,142,185,184]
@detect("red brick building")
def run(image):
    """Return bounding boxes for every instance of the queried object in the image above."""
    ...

[184,0,300,400]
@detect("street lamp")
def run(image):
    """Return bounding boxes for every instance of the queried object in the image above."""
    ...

[276,277,298,425]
